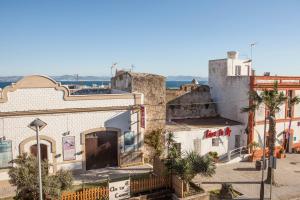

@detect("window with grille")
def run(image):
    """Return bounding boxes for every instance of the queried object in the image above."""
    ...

[212,138,219,146]
[235,65,241,76]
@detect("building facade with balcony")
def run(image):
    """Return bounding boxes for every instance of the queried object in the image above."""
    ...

[209,51,300,158]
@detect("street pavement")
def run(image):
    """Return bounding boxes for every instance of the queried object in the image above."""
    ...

[73,164,153,185]
[0,164,153,198]
[194,154,300,200]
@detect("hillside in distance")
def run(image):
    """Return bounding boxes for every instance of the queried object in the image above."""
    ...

[166,76,207,81]
[0,75,207,82]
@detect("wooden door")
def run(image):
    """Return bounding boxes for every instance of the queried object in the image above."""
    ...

[85,131,118,170]
[30,144,48,161]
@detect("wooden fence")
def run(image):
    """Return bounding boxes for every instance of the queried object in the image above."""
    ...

[61,176,171,200]
[131,175,170,194]
[153,156,187,198]
[61,187,108,200]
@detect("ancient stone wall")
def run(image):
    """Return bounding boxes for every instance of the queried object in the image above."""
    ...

[112,72,166,134]
[166,85,218,120]
[131,74,166,134]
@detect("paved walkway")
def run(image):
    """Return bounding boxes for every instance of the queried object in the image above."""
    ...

[193,154,300,200]
[0,180,16,199]
[0,164,152,198]
[73,164,153,185]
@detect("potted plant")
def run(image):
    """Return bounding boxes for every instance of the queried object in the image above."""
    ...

[248,141,260,151]
[208,151,219,162]
[277,147,286,159]
[248,142,261,161]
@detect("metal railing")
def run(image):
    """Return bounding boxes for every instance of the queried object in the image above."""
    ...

[227,146,248,162]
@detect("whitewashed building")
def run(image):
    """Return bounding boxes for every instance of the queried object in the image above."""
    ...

[165,81,246,159]
[166,118,245,158]
[0,75,144,180]
[209,51,300,159]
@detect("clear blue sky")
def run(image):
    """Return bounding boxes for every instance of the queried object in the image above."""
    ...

[1,0,300,77]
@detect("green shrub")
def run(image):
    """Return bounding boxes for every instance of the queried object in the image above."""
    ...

[208,151,218,159]
[9,153,73,200]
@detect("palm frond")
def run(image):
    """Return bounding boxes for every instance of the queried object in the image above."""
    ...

[166,131,175,144]
[249,91,263,104]
[241,91,263,113]
[274,92,287,110]
[241,104,259,113]
[290,96,300,106]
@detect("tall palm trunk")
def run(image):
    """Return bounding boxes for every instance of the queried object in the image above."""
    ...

[266,113,276,184]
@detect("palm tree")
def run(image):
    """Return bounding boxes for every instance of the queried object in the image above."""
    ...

[185,152,216,177]
[242,82,300,184]
[170,152,216,193]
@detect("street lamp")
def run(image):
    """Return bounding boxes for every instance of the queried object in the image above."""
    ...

[260,116,274,200]
[259,116,267,200]
[29,118,47,200]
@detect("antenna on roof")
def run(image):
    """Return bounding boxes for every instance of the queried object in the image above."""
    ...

[250,42,257,69]
[131,64,135,72]
[111,62,118,77]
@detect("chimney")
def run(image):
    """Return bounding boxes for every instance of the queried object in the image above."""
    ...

[227,51,239,59]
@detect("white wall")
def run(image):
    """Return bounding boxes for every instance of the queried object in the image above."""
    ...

[0,86,142,179]
[254,121,300,147]
[255,90,287,122]
[0,88,134,112]
[294,90,300,117]
[209,59,250,125]
[172,125,246,157]
[227,58,251,76]
[0,110,135,171]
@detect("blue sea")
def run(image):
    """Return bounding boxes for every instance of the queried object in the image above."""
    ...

[0,80,207,89]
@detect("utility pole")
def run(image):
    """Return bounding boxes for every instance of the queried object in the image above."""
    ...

[260,116,268,200]
[131,64,135,72]
[111,63,117,77]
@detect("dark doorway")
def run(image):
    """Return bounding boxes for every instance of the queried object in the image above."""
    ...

[283,131,294,153]
[235,135,241,148]
[30,144,48,161]
[85,131,118,170]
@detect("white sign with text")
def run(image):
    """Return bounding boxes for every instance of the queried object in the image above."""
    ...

[109,179,130,200]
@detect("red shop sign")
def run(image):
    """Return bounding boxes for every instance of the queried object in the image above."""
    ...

[204,127,231,138]
[140,105,145,129]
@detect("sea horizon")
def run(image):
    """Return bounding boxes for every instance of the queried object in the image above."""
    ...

[0,80,208,89]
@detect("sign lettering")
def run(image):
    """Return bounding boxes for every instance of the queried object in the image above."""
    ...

[109,179,130,200]
[205,127,231,139]
[140,105,145,129]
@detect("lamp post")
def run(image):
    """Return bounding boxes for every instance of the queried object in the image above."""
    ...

[259,116,267,200]
[29,118,47,200]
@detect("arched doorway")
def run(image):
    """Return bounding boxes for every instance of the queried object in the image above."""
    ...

[19,135,57,173]
[30,144,48,161]
[85,130,118,170]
